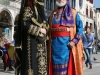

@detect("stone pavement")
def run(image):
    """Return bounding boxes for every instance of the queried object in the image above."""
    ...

[0,52,100,75]
[0,60,14,75]
[84,51,100,75]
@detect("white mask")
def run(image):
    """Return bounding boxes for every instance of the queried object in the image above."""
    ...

[56,0,67,7]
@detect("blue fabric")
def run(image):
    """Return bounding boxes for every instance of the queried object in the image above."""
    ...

[71,13,83,44]
[4,27,9,34]
[12,40,15,45]
[84,48,92,66]
[82,33,94,48]
[3,48,7,53]
[76,13,83,36]
[52,13,83,64]
[4,27,9,38]
[53,67,67,72]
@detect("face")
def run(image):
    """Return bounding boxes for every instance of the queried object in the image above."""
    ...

[86,28,90,33]
[56,0,67,7]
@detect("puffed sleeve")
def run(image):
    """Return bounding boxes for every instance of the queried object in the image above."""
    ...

[72,13,83,44]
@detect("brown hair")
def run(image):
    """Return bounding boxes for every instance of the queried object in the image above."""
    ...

[85,26,90,31]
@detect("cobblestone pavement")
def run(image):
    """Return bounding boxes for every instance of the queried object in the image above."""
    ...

[0,59,14,75]
[84,51,100,75]
[0,51,100,75]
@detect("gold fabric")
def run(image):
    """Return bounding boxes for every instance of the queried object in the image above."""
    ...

[70,8,84,75]
[8,44,15,59]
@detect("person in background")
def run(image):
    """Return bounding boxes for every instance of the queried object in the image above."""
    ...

[0,32,11,72]
[82,26,94,69]
[4,27,10,39]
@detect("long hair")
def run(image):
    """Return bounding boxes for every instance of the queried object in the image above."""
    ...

[15,0,26,46]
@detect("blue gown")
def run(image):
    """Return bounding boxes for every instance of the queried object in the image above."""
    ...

[52,13,83,64]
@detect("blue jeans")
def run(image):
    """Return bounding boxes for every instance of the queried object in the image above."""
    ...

[84,48,92,66]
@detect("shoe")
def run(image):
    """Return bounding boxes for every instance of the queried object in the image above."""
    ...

[4,67,9,72]
[89,66,92,69]
[11,66,15,70]
[94,58,97,61]
[85,63,88,67]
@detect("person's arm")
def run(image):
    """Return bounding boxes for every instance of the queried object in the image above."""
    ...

[23,7,46,37]
[70,13,83,46]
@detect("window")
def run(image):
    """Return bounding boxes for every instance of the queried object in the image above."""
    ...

[86,22,88,26]
[44,0,56,11]
[86,6,88,16]
[70,0,76,8]
[90,0,93,4]
[90,23,92,29]
[90,8,93,18]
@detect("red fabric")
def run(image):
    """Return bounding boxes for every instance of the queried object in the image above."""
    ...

[51,24,70,37]
[4,43,11,49]
[3,53,10,70]
[49,51,75,75]
[68,51,76,75]
[48,58,53,75]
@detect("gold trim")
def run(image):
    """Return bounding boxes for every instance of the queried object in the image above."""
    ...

[28,25,34,34]
[34,6,38,20]
[34,0,44,6]
[15,47,21,49]
[27,36,34,75]
[23,7,33,21]
[36,43,47,75]
[31,17,41,27]
[31,17,49,30]
[35,27,40,37]
[31,26,37,35]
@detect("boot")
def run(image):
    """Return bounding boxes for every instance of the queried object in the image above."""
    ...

[89,65,92,69]
[85,63,88,67]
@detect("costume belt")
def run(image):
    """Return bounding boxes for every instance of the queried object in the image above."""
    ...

[52,28,70,32]
[51,24,70,37]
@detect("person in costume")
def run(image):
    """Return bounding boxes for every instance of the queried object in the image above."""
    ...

[14,0,48,75]
[0,32,11,72]
[47,0,84,75]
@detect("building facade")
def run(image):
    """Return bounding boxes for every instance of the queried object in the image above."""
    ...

[70,0,95,32]
[0,0,21,41]
[0,0,96,41]
[95,8,100,39]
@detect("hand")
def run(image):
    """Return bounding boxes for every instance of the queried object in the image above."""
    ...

[68,41,75,48]
[40,28,46,34]
[92,42,94,46]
